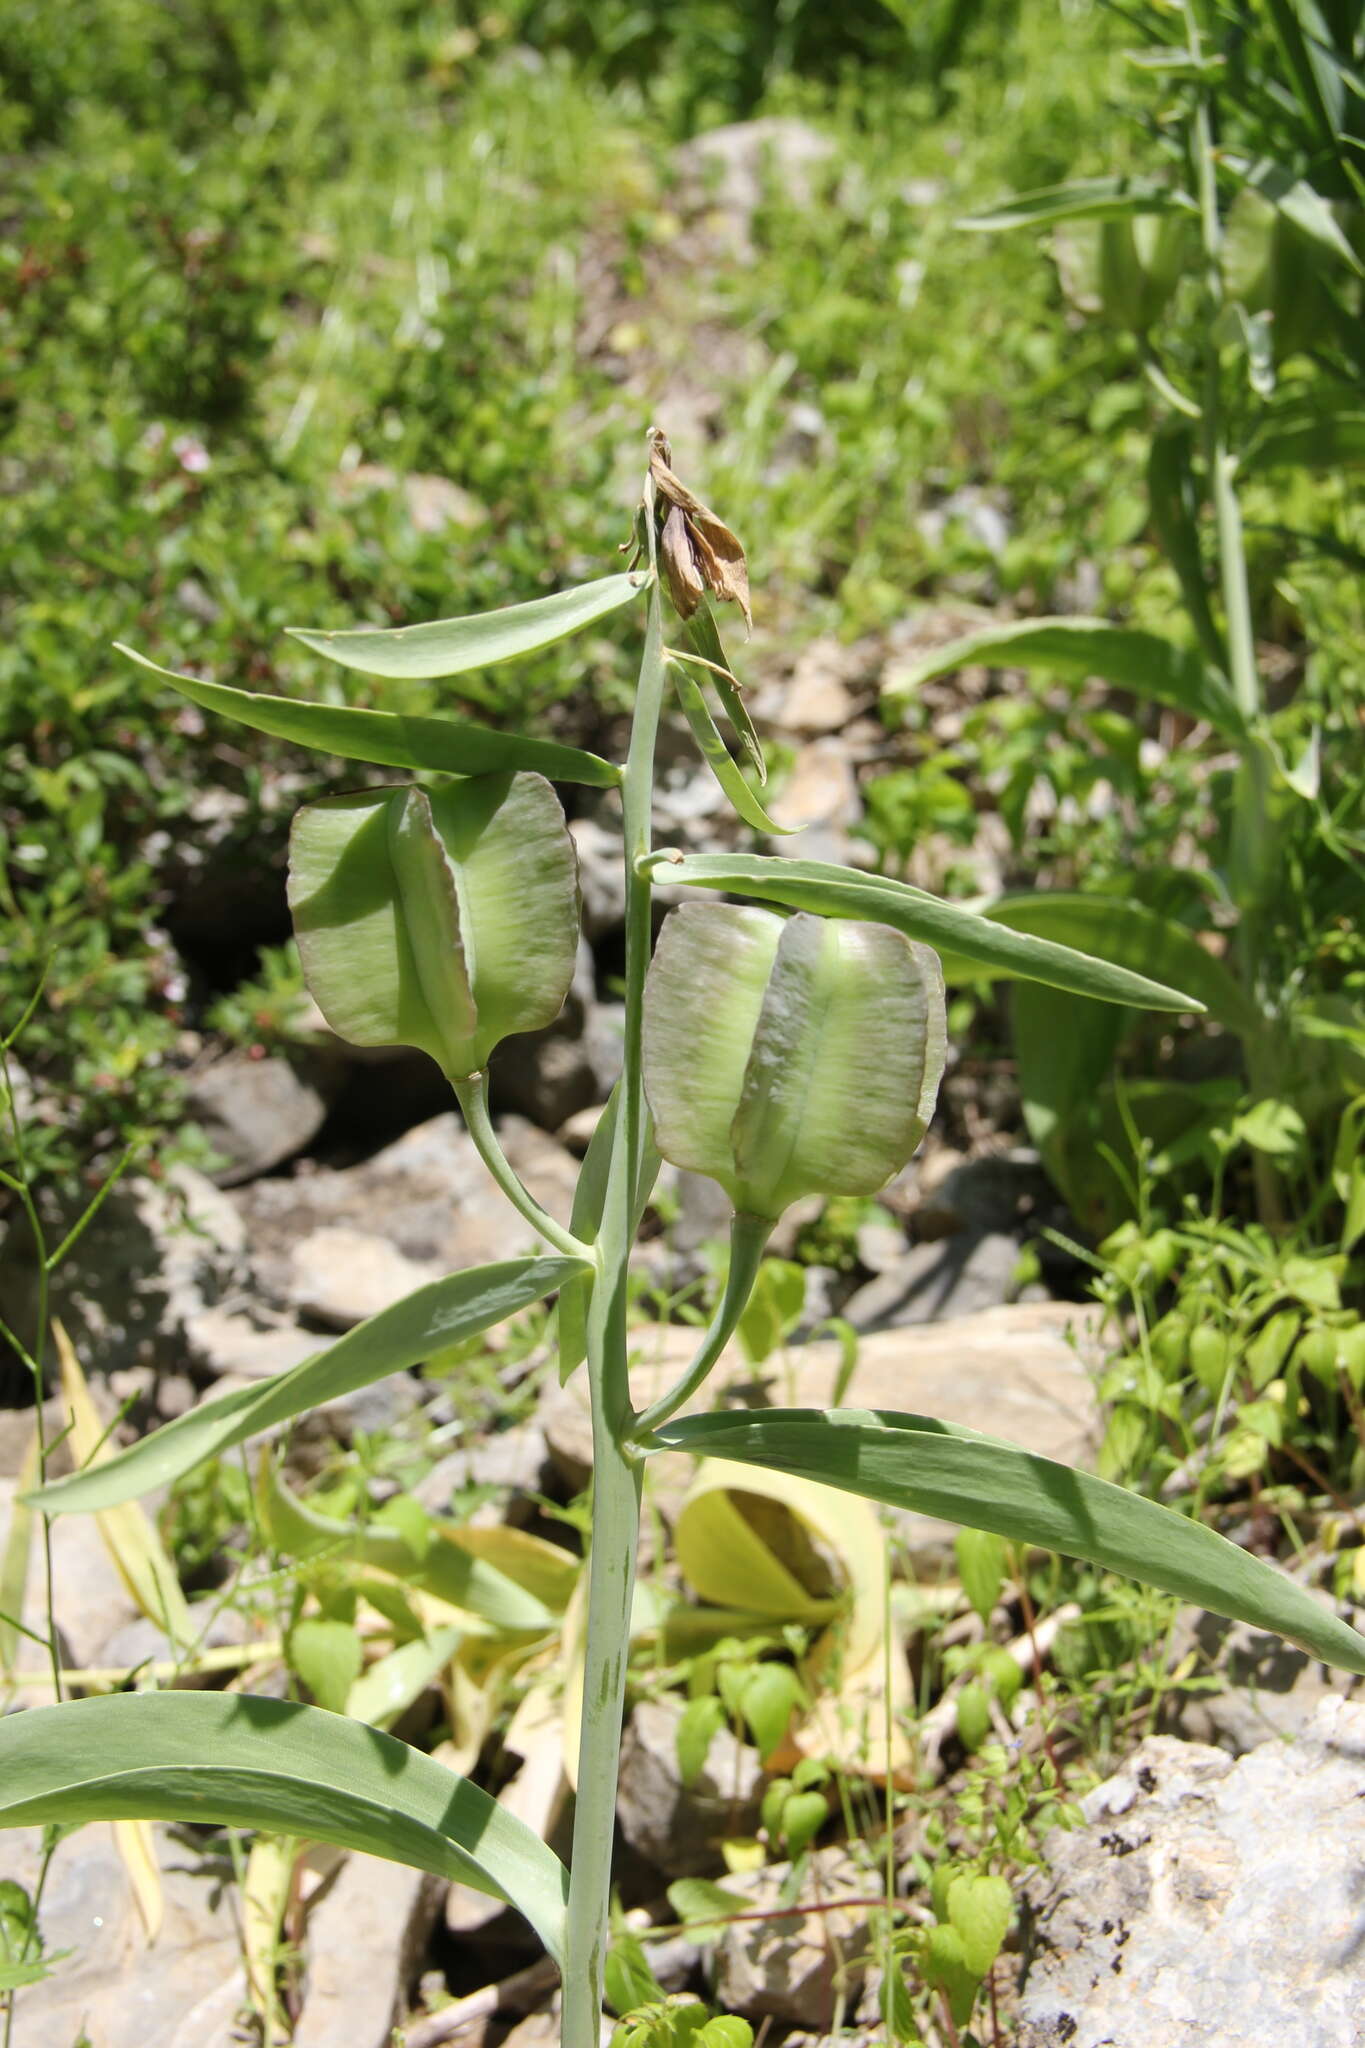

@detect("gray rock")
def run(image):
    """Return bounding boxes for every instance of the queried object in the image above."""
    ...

[1,1474,142,1674]
[616,1696,765,1879]
[677,118,837,252]
[1162,1608,1360,1754]
[288,1226,445,1329]
[569,815,627,941]
[842,1229,1022,1330]
[707,1848,872,2028]
[184,1306,321,1381]
[1018,1697,1365,2048]
[188,1049,336,1185]
[3,1823,243,2048]
[231,1112,578,1308]
[49,1164,248,1380]
[292,1852,445,2048]
[413,1424,551,1512]
[98,1600,254,1683]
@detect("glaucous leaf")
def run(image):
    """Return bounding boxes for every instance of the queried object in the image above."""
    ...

[650,1409,1365,1678]
[0,1692,569,1960]
[287,570,646,679]
[115,645,619,787]
[27,1257,586,1515]
[639,852,1203,1012]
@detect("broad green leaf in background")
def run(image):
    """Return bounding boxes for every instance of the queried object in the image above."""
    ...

[287,570,646,679]
[28,1257,586,1516]
[115,646,620,788]
[650,1410,1365,1678]
[879,617,1245,738]
[639,852,1204,1013]
[288,1617,364,1714]
[0,1692,570,1961]
[947,1872,1014,1978]
[983,894,1260,1034]
[1228,156,1365,276]
[1243,408,1365,473]
[958,176,1193,230]
[345,1626,463,1730]
[668,659,793,835]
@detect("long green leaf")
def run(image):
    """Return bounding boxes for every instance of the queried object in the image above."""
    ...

[668,661,794,836]
[1266,0,1344,155]
[27,1257,586,1516]
[0,1692,569,1959]
[116,645,619,788]
[685,596,765,780]
[650,1410,1365,1679]
[287,571,646,680]
[1243,408,1365,473]
[981,894,1259,1034]
[1230,156,1364,276]
[639,852,1204,1012]
[879,617,1244,738]
[1146,427,1224,670]
[958,176,1193,230]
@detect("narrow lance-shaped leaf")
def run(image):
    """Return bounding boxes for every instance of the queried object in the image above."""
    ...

[27,1256,587,1516]
[668,660,794,836]
[287,570,646,680]
[879,617,1245,739]
[958,176,1195,231]
[0,1692,570,1961]
[115,645,620,788]
[639,852,1205,1013]
[649,1410,1365,1680]
[685,595,765,780]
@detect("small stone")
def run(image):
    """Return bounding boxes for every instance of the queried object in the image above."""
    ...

[292,1852,445,2048]
[288,1227,445,1329]
[0,1476,142,1674]
[558,1104,606,1154]
[707,1848,872,2028]
[3,1823,243,2048]
[1017,1698,1365,2048]
[854,1216,908,1274]
[188,1049,336,1186]
[778,738,860,830]
[842,1230,1023,1330]
[778,639,860,735]
[569,816,628,940]
[185,1307,322,1381]
[414,1425,551,1512]
[616,1696,765,1879]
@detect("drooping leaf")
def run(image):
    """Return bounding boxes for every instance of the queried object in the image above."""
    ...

[685,596,765,780]
[959,176,1193,230]
[0,1692,570,1961]
[880,617,1244,738]
[649,1409,1365,1678]
[639,852,1204,1013]
[286,570,646,680]
[27,1257,586,1516]
[115,645,619,787]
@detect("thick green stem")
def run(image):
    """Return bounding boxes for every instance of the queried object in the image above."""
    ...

[633,1212,771,1438]
[561,475,667,2048]
[451,1072,591,1260]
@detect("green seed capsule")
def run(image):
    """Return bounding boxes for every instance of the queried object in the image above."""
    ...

[287,771,579,1080]
[642,903,946,1221]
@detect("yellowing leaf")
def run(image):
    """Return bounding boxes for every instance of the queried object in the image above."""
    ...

[113,1820,164,1945]
[51,1321,194,1650]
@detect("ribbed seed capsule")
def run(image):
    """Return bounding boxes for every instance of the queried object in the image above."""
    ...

[642,903,946,1220]
[287,771,579,1080]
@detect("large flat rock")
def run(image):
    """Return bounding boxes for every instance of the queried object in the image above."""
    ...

[1018,1696,1365,2048]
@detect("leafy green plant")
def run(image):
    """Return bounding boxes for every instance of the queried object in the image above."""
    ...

[879,0,1365,1236]
[3,436,1363,2048]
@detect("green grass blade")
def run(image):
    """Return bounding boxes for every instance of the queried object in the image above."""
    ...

[27,1257,587,1516]
[958,176,1193,230]
[117,646,619,788]
[639,852,1205,1012]
[286,571,646,680]
[651,1409,1365,1679]
[879,617,1244,738]
[1243,408,1365,473]
[0,1692,569,1960]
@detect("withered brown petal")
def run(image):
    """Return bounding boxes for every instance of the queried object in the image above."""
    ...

[648,440,752,633]
[660,504,705,620]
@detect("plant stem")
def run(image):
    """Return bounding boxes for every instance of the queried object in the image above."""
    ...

[1181,0,1282,1227]
[451,1072,591,1260]
[561,463,668,2048]
[632,1212,771,1437]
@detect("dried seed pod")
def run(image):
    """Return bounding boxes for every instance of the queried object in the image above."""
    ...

[288,771,579,1080]
[643,902,945,1219]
